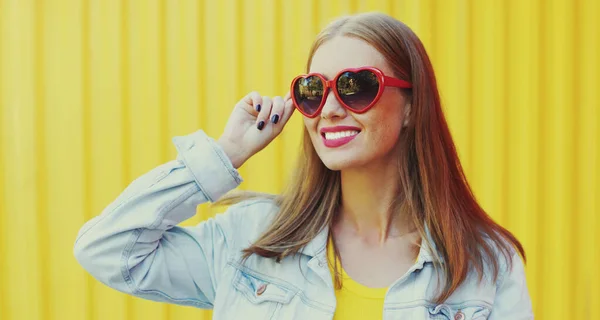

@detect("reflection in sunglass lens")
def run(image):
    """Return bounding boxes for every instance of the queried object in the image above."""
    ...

[293,76,324,116]
[336,70,379,111]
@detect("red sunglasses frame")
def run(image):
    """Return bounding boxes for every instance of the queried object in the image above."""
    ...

[290,66,412,118]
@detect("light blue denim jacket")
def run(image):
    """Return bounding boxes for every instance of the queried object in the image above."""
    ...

[73,129,533,320]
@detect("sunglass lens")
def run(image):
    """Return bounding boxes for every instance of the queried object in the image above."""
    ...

[293,76,324,116]
[336,70,380,111]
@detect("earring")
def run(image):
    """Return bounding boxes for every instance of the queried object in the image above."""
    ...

[403,103,411,127]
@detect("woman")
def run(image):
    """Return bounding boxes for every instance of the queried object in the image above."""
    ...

[74,12,533,319]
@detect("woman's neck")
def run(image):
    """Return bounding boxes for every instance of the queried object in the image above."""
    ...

[337,159,413,245]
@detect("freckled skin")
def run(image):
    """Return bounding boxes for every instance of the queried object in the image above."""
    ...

[304,36,409,171]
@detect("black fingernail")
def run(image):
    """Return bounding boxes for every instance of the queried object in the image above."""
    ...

[256,104,261,112]
[271,114,280,124]
[257,121,265,130]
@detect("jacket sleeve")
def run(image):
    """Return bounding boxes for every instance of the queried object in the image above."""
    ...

[489,252,534,319]
[73,129,243,309]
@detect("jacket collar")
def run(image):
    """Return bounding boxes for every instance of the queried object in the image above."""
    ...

[301,225,330,258]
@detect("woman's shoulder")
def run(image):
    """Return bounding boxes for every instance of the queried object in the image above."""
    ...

[208,196,280,248]
[223,196,280,224]
[476,228,525,284]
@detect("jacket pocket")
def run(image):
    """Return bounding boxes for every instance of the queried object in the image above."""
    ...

[428,303,491,320]
[225,270,295,319]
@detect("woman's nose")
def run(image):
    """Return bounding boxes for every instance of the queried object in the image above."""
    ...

[320,91,347,119]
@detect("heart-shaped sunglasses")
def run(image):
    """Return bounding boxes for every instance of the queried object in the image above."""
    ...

[290,66,412,118]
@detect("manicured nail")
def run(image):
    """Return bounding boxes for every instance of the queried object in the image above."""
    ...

[257,121,265,130]
[271,114,280,124]
[256,104,261,112]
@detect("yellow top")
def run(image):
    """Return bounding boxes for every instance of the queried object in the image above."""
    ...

[327,240,388,319]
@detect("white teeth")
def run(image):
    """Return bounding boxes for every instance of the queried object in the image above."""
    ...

[324,130,360,140]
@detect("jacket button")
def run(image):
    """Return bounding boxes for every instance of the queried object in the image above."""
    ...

[454,311,465,320]
[256,284,267,296]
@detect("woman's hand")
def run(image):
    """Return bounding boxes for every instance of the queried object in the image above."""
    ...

[217,91,295,168]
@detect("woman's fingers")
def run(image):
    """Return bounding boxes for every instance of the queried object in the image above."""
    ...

[280,92,296,125]
[270,96,285,125]
[240,91,295,132]
[242,91,263,115]
[256,96,273,130]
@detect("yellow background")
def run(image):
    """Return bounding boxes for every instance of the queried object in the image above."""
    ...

[0,0,598,319]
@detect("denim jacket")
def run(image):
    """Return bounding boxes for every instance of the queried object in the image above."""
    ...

[73,129,534,320]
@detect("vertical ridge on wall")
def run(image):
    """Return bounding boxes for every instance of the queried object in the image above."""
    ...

[233,0,244,193]
[357,0,391,13]
[499,0,510,227]
[86,0,128,318]
[536,0,550,317]
[43,0,88,318]
[120,0,131,226]
[80,0,95,316]
[118,0,132,276]
[264,0,281,191]
[2,1,41,318]
[0,0,5,316]
[463,0,474,174]
[240,0,281,195]
[157,3,171,318]
[504,0,542,311]
[312,0,320,35]
[577,1,599,318]
[278,1,306,183]
[424,0,437,67]
[536,1,552,319]
[272,0,285,191]
[34,1,51,319]
[197,0,206,158]
[240,0,262,191]
[572,1,584,318]
[194,0,209,230]
[545,0,575,318]
[203,0,242,222]
[166,3,207,318]
[433,0,471,172]
[194,2,219,293]
[158,0,169,167]
[120,1,133,320]
[349,0,358,13]
[469,0,507,224]
[127,0,170,319]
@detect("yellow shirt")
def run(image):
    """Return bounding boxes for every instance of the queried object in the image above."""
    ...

[327,240,387,319]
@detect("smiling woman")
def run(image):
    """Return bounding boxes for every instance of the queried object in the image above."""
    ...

[74,12,533,320]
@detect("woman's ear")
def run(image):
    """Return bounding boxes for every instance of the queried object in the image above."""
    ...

[403,103,411,127]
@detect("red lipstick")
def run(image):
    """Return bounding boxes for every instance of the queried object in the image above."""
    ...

[320,126,361,148]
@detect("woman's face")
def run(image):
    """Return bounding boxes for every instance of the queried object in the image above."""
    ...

[304,36,410,171]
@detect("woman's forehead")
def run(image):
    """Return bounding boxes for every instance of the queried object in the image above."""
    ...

[309,36,391,78]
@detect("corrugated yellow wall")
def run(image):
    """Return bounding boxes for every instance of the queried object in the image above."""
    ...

[0,0,598,319]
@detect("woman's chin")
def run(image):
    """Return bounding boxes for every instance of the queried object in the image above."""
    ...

[320,154,363,172]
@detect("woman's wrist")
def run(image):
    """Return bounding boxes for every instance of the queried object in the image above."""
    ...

[216,137,248,169]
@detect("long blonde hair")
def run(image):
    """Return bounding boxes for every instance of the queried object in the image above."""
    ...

[214,12,525,303]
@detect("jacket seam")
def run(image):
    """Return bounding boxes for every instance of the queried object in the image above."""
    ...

[228,261,334,313]
[74,169,169,247]
[120,185,208,305]
[228,262,299,292]
[384,299,493,310]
